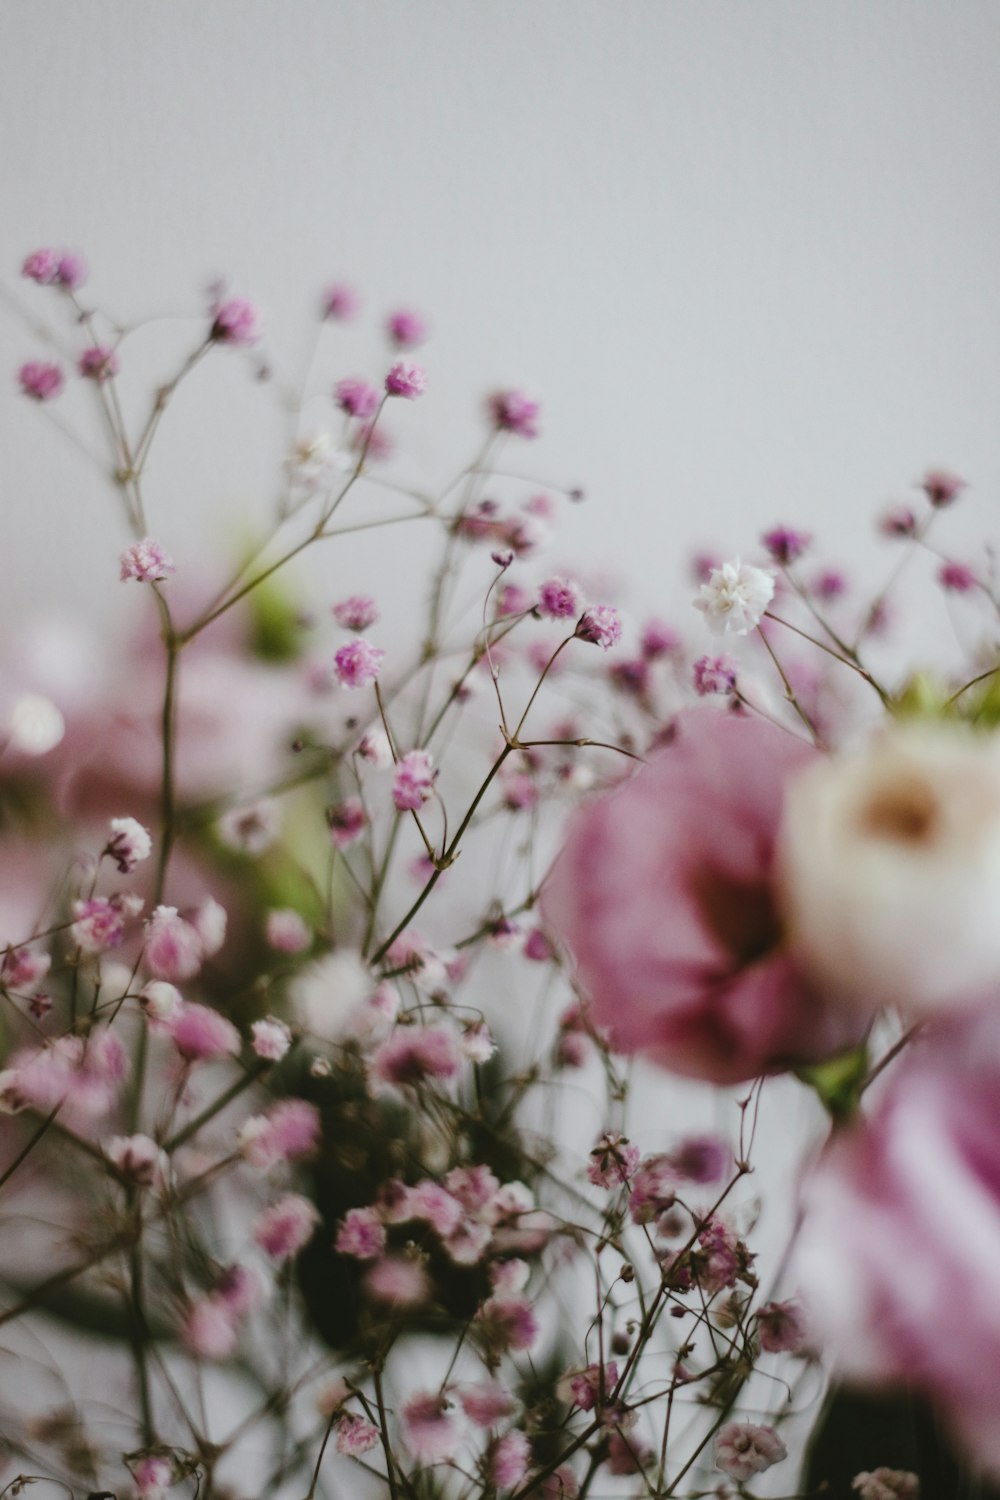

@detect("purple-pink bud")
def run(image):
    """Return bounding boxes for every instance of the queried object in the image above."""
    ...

[938,560,978,593]
[333,377,380,420]
[488,389,540,439]
[392,750,436,811]
[575,604,622,650]
[385,360,427,399]
[332,594,379,631]
[386,308,427,347]
[922,467,967,507]
[333,637,385,689]
[321,281,360,321]
[54,251,87,290]
[538,576,584,620]
[78,345,120,382]
[693,653,738,697]
[18,360,64,401]
[210,297,262,347]
[761,525,812,565]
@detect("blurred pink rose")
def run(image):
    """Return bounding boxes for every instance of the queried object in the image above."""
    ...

[796,1010,1000,1474]
[542,709,863,1083]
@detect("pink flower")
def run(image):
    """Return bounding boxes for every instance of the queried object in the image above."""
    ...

[265,908,311,954]
[523,928,554,963]
[22,248,59,284]
[587,1133,639,1189]
[714,1421,786,1482]
[210,296,261,346]
[19,360,64,400]
[132,1455,174,1500]
[641,619,681,659]
[1,945,50,992]
[408,1178,464,1236]
[371,1025,461,1086]
[879,503,918,538]
[938,560,977,593]
[541,709,863,1084]
[184,1296,240,1361]
[120,538,175,584]
[489,389,540,438]
[104,816,152,873]
[332,594,379,631]
[565,1361,618,1411]
[336,1412,380,1456]
[693,653,738,697]
[575,604,621,650]
[321,281,359,321]
[144,906,207,982]
[169,1002,240,1063]
[336,1205,387,1259]
[852,1469,920,1499]
[669,1132,730,1183]
[238,1097,321,1168]
[54,251,87,289]
[761,525,812,565]
[795,1009,1000,1472]
[491,1430,531,1488]
[106,1134,168,1188]
[251,1016,292,1061]
[334,377,380,420]
[72,893,142,954]
[385,360,427,399]
[538,576,584,620]
[387,308,428,347]
[364,1254,431,1307]
[400,1391,460,1462]
[358,728,393,767]
[78,345,119,382]
[328,797,366,848]
[756,1299,807,1354]
[812,567,847,601]
[392,749,436,811]
[457,1381,517,1426]
[477,1293,539,1353]
[922,467,966,507]
[253,1192,320,1260]
[333,637,385,689]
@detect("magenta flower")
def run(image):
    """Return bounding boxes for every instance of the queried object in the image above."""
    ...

[168,1002,240,1063]
[78,345,119,382]
[120,538,175,584]
[401,1391,460,1463]
[756,1298,807,1354]
[21,248,59,284]
[238,1097,321,1168]
[321,281,359,321]
[385,359,427,399]
[328,796,366,848]
[333,376,380,420]
[210,296,262,346]
[938,559,977,593]
[921,466,967,507]
[333,637,385,689]
[18,360,64,401]
[336,1413,380,1456]
[640,618,681,659]
[693,653,738,697]
[335,1206,386,1260]
[542,709,864,1084]
[363,1254,431,1307]
[253,1193,320,1260]
[54,251,87,290]
[392,749,436,811]
[574,604,622,651]
[878,503,918,538]
[537,576,584,620]
[761,525,812,564]
[371,1024,461,1086]
[491,1431,531,1488]
[332,593,379,631]
[489,389,540,438]
[386,308,428,347]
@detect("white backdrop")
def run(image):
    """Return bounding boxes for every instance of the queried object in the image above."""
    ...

[3,1,1000,640]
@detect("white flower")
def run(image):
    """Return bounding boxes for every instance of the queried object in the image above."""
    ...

[778,722,1000,1016]
[693,559,775,635]
[7,692,65,755]
[292,950,373,1041]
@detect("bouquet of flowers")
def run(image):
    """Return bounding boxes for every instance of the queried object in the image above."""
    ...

[3,247,1000,1500]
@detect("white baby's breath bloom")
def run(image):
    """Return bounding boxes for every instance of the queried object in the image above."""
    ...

[693,559,775,635]
[292,949,373,1041]
[779,722,1000,1016]
[6,692,65,755]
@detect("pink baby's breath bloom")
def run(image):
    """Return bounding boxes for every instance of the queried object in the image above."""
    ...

[387,308,427,347]
[321,281,359,321]
[19,360,64,400]
[22,247,59,284]
[78,345,119,382]
[461,1019,496,1063]
[72,893,141,954]
[336,1205,387,1259]
[1,945,50,992]
[327,797,366,848]
[879,503,918,538]
[489,389,540,438]
[761,525,812,565]
[371,1024,461,1086]
[184,1296,240,1361]
[565,1361,619,1412]
[609,657,650,696]
[238,1097,321,1168]
[693,653,738,697]
[385,359,427,398]
[852,1470,920,1500]
[169,1002,240,1063]
[332,594,379,631]
[253,1192,320,1260]
[497,582,531,616]
[491,1430,531,1489]
[334,637,385,689]
[217,799,280,854]
[640,618,681,659]
[587,1133,640,1189]
[938,560,977,593]
[408,1178,464,1236]
[400,1391,460,1462]
[140,980,182,1022]
[357,727,393,767]
[336,1412,380,1456]
[251,1016,292,1061]
[756,1299,807,1354]
[265,907,311,954]
[538,576,584,620]
[132,1456,174,1500]
[54,251,87,289]
[922,467,967,507]
[334,376,380,420]
[392,749,436,811]
[670,1133,729,1183]
[106,1134,167,1188]
[575,604,622,650]
[542,708,863,1084]
[523,927,554,963]
[714,1422,786,1482]
[210,296,262,346]
[459,1381,517,1427]
[104,816,152,873]
[144,906,205,982]
[477,1293,539,1353]
[812,567,847,600]
[120,538,175,584]
[364,1254,431,1307]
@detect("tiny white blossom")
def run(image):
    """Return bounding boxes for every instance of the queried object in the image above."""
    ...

[693,559,775,635]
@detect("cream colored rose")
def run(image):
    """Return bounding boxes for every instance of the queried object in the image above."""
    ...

[778,723,1000,1016]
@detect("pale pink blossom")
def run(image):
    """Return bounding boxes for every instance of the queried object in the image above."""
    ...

[54,251,87,289]
[6,692,64,754]
[756,1299,807,1354]
[251,1016,292,1061]
[22,247,59,283]
[490,1258,529,1294]
[336,1412,380,1456]
[358,728,393,767]
[922,467,966,507]
[693,653,738,697]
[461,1020,496,1063]
[458,1380,517,1426]
[210,296,261,346]
[334,376,380,420]
[1,945,50,992]
[321,282,359,321]
[363,1254,431,1307]
[169,1002,240,1063]
[538,576,584,620]
[332,594,379,631]
[106,1134,168,1188]
[385,360,427,399]
[217,800,279,854]
[392,749,436,810]
[408,1178,464,1236]
[78,345,119,382]
[144,907,202,979]
[335,1206,386,1260]
[587,1133,639,1189]
[132,1456,174,1500]
[371,1025,461,1086]
[387,308,428,347]
[139,980,183,1021]
[489,389,540,438]
[120,538,175,584]
[72,893,142,954]
[334,637,385,689]
[328,796,366,847]
[491,1430,531,1488]
[543,709,860,1084]
[253,1192,320,1260]
[184,1296,240,1361]
[238,1097,321,1168]
[3,1031,128,1122]
[104,816,152,873]
[400,1391,460,1462]
[18,360,64,400]
[714,1421,786,1482]
[265,908,311,954]
[575,604,622,650]
[563,1361,618,1411]
[852,1470,920,1500]
[477,1293,539,1353]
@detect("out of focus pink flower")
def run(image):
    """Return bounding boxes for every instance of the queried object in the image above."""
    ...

[371,1024,461,1086]
[364,1254,431,1307]
[386,308,427,347]
[796,1008,1000,1473]
[385,360,426,399]
[144,900,226,983]
[265,908,311,954]
[491,1430,531,1488]
[169,1002,240,1063]
[253,1193,320,1260]
[756,1298,807,1354]
[120,538,175,584]
[392,749,436,811]
[19,361,64,400]
[250,1016,292,1061]
[132,1455,174,1500]
[714,1421,786,1482]
[542,709,861,1084]
[336,1206,387,1260]
[210,297,261,346]
[238,1097,321,1168]
[489,389,540,439]
[78,345,120,382]
[400,1391,461,1462]
[336,1412,380,1456]
[321,282,359,321]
